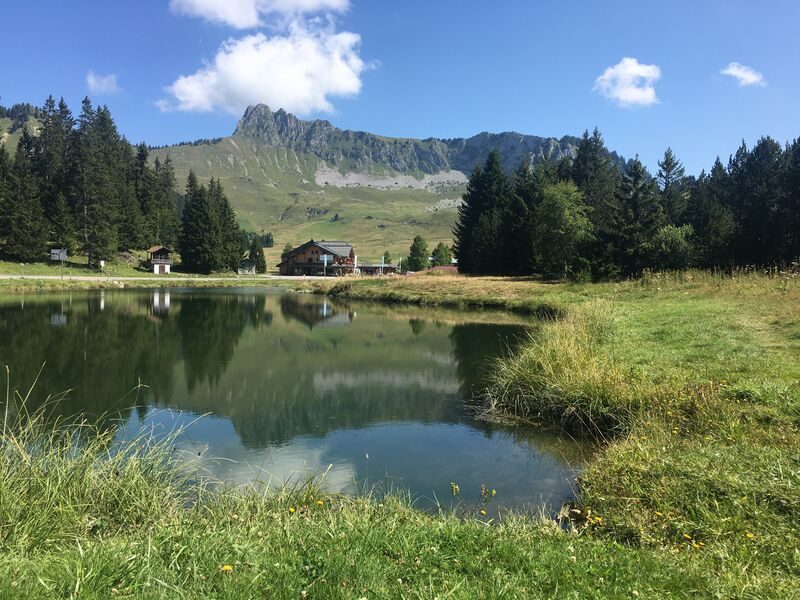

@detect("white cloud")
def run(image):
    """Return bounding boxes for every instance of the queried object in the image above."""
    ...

[86,71,120,95]
[593,57,661,108]
[720,62,766,87]
[159,20,365,115]
[169,0,349,29]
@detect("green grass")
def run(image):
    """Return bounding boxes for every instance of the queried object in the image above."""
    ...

[479,271,800,596]
[3,271,800,596]
[0,392,744,599]
[150,138,460,262]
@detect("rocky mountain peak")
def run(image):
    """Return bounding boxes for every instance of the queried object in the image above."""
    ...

[231,105,611,176]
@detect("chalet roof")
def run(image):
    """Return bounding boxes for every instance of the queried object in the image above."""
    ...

[315,240,353,258]
[146,246,170,254]
[283,239,353,260]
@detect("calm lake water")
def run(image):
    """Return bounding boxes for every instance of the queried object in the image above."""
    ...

[0,288,587,514]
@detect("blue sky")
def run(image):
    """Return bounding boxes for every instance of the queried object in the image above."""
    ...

[1,0,798,174]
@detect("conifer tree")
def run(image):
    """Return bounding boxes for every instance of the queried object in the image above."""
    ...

[571,128,622,277]
[248,234,267,273]
[407,235,429,271]
[180,172,217,273]
[657,148,687,225]
[36,96,74,224]
[5,130,48,260]
[209,178,242,270]
[154,157,180,247]
[0,144,10,238]
[50,192,77,251]
[431,242,452,266]
[685,159,735,266]
[73,100,122,265]
[452,150,514,274]
[118,181,144,250]
[618,158,664,274]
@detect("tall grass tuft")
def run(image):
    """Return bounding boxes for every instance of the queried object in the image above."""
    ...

[485,300,648,436]
[0,376,198,555]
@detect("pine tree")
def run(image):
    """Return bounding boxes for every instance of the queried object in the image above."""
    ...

[452,150,515,274]
[0,144,11,238]
[657,148,687,225]
[133,143,159,246]
[571,128,623,278]
[180,172,218,273]
[209,178,242,270]
[618,158,664,274]
[407,235,429,271]
[685,159,735,266]
[154,157,180,247]
[118,180,144,250]
[431,242,452,266]
[73,100,122,265]
[382,250,392,264]
[5,130,48,260]
[453,162,484,273]
[36,96,74,225]
[784,139,800,259]
[50,192,77,251]
[248,234,267,273]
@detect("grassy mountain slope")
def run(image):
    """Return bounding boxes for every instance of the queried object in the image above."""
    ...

[152,136,461,265]
[151,105,590,263]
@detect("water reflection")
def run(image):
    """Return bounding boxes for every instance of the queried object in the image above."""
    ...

[0,289,586,512]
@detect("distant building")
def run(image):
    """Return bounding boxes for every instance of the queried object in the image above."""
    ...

[278,239,356,276]
[238,259,257,275]
[146,246,172,274]
[358,263,398,275]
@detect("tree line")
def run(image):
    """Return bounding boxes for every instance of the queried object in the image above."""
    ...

[0,96,181,265]
[454,129,800,279]
[0,96,266,273]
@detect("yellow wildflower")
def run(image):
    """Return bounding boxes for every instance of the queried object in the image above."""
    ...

[683,534,692,540]
[220,564,234,573]
[746,532,754,539]
[491,489,496,497]
[289,507,296,514]
[316,500,324,506]
[655,511,663,517]
[480,509,487,516]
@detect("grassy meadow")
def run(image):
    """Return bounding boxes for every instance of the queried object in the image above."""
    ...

[151,138,461,263]
[1,270,799,597]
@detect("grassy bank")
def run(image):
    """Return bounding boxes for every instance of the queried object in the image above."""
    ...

[0,276,316,294]
[0,404,724,599]
[483,271,800,595]
[3,271,799,597]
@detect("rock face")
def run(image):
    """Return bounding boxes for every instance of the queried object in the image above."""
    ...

[234,104,589,175]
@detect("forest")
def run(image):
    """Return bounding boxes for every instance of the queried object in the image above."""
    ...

[454,129,800,278]
[0,97,267,274]
[3,96,798,279]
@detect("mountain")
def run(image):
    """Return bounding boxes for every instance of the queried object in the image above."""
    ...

[231,104,583,175]
[1,102,618,261]
[150,105,598,261]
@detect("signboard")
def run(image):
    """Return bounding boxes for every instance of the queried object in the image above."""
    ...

[50,248,67,261]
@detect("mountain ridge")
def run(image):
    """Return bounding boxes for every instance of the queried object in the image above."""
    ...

[232,104,589,175]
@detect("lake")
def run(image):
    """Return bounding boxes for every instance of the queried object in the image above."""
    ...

[0,288,587,514]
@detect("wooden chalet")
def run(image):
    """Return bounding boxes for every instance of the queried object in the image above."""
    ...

[278,240,356,276]
[146,246,172,274]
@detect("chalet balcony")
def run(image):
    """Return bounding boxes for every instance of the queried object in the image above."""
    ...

[148,257,173,265]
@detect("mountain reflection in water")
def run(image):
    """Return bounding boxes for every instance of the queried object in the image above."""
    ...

[0,288,588,513]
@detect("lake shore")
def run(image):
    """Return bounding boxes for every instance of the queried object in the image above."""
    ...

[2,271,799,596]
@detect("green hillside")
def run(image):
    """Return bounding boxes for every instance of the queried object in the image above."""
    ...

[151,137,464,265]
